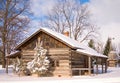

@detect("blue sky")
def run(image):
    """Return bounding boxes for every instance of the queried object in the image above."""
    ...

[80,0,89,3]
[29,0,120,46]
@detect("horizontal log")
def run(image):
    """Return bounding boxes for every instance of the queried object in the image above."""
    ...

[51,67,70,70]
[53,70,71,74]
[22,50,34,52]
[22,52,34,56]
[55,70,70,73]
[58,65,70,67]
[59,60,70,63]
[60,63,70,66]
[22,48,70,55]
[22,55,34,59]
[22,59,33,63]
[72,68,93,70]
[48,48,70,55]
[48,48,70,51]
[72,65,85,68]
[49,56,70,60]
[48,52,70,55]
[49,54,70,56]
[53,68,71,70]
[22,48,70,52]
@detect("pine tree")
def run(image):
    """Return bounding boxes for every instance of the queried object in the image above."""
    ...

[88,39,95,49]
[27,42,50,76]
[103,38,111,56]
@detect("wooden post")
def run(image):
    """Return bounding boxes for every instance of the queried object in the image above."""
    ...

[101,58,104,73]
[6,58,8,74]
[15,58,17,74]
[88,56,91,75]
[105,59,107,73]
[96,58,98,74]
[79,70,81,75]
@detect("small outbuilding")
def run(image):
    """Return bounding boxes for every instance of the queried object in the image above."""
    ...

[108,51,119,67]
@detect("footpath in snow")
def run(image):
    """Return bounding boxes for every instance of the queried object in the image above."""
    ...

[0,66,120,83]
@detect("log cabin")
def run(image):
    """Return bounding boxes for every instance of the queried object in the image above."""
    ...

[6,28,108,77]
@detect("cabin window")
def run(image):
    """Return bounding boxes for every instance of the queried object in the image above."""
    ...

[51,60,59,67]
[51,60,55,67]
[46,42,49,46]
[56,60,59,67]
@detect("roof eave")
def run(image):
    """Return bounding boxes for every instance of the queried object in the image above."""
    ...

[76,50,108,58]
[6,51,21,58]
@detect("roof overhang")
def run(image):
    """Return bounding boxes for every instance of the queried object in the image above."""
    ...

[6,51,21,58]
[76,49,108,58]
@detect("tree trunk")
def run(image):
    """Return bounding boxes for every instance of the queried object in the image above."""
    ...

[2,43,6,68]
[2,26,7,68]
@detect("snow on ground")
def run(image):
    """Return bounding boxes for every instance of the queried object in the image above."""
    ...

[0,65,120,83]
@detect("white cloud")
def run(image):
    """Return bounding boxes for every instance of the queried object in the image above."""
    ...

[89,0,120,44]
[100,23,120,43]
[30,0,56,17]
[29,0,57,35]
[89,0,120,25]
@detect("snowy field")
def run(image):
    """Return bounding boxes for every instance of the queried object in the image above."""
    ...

[0,65,120,83]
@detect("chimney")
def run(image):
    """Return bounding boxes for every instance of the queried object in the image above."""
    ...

[63,31,69,37]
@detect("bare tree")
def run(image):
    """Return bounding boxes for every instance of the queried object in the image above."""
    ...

[43,0,99,41]
[0,0,30,68]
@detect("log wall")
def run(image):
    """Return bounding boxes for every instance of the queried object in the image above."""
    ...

[21,48,72,77]
[48,48,71,77]
[108,60,117,67]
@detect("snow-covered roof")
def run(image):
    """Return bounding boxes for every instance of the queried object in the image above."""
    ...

[42,28,107,58]
[42,28,86,49]
[77,49,107,58]
[15,27,107,58]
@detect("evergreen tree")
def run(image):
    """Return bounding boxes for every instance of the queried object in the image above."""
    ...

[103,38,111,56]
[88,39,95,49]
[27,42,50,76]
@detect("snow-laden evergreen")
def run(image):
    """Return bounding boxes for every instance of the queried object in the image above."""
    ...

[27,42,50,75]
